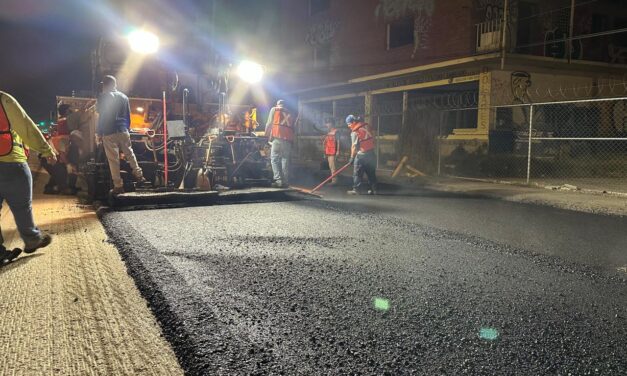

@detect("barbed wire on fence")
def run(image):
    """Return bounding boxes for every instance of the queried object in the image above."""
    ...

[499,75,627,104]
[299,76,627,119]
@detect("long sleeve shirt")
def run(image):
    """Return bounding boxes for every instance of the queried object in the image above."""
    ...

[264,106,277,138]
[0,91,55,163]
[96,90,131,136]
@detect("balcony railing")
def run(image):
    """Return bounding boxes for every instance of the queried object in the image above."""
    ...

[476,19,502,53]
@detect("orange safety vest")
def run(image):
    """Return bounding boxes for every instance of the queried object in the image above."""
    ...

[0,99,15,156]
[323,128,338,155]
[270,107,294,141]
[50,135,70,163]
[351,122,375,153]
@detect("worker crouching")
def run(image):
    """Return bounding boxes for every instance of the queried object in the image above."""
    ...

[346,115,377,195]
[265,100,294,188]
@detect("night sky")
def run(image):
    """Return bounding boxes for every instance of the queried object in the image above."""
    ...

[0,0,278,121]
[0,1,105,121]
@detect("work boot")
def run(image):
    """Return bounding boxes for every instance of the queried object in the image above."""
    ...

[24,233,52,254]
[134,173,148,185]
[1,246,21,264]
[43,185,58,195]
[110,186,125,196]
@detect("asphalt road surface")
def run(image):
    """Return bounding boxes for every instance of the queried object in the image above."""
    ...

[101,188,627,375]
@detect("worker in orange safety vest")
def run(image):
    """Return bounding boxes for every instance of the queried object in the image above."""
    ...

[321,118,340,185]
[265,99,293,187]
[346,114,377,195]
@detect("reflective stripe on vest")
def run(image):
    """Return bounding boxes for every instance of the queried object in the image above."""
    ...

[271,107,294,141]
[324,129,338,155]
[0,97,15,157]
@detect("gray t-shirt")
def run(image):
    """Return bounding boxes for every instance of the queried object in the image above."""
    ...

[351,131,366,155]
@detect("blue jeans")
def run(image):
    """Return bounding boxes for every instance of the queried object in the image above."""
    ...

[0,162,43,247]
[270,139,291,185]
[353,152,377,192]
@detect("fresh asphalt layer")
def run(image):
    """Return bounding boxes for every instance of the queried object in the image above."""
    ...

[101,188,627,375]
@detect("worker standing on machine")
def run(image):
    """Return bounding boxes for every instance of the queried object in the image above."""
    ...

[346,115,377,195]
[322,118,340,185]
[96,75,146,196]
[265,99,294,188]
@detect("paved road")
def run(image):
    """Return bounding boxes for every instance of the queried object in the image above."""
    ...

[101,190,627,375]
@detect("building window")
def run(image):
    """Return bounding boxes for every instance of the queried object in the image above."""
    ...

[444,109,478,130]
[313,44,331,68]
[309,0,330,16]
[387,18,414,49]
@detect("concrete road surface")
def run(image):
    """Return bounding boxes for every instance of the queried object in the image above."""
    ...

[101,190,627,375]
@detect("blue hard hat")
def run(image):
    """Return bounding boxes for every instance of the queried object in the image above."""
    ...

[345,114,356,124]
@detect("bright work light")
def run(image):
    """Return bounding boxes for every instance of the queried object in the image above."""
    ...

[237,60,264,84]
[128,30,160,54]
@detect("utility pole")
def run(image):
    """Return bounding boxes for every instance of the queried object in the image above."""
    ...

[568,0,575,63]
[500,0,509,70]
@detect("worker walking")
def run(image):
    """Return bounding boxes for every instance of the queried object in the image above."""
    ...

[0,91,56,263]
[346,115,377,195]
[96,75,145,196]
[322,118,340,185]
[265,99,294,188]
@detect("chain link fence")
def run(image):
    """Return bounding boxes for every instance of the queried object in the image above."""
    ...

[441,97,627,193]
[297,95,627,194]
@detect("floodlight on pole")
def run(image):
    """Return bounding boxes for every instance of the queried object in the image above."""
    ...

[128,30,160,54]
[237,60,264,84]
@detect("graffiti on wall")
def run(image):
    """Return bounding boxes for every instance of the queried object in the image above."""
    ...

[375,0,435,58]
[544,28,583,60]
[608,44,627,64]
[305,19,340,46]
[375,0,434,22]
[541,7,584,60]
[476,0,518,23]
[511,71,532,103]
[411,12,432,58]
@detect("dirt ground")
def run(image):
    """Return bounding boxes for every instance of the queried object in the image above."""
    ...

[0,169,183,376]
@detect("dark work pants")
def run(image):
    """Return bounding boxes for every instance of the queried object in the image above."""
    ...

[0,162,43,247]
[41,158,69,191]
[353,151,377,192]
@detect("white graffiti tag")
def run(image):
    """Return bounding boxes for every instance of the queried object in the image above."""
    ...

[411,13,432,58]
[306,20,339,46]
[375,0,434,21]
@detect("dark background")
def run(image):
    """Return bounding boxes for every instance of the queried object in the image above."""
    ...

[0,0,279,121]
[0,1,100,121]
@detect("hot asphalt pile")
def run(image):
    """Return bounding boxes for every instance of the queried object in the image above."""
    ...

[100,198,627,375]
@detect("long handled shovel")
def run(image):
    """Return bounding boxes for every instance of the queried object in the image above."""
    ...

[308,162,352,194]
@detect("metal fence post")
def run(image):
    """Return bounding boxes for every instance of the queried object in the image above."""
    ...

[376,115,380,170]
[438,111,443,176]
[526,105,534,184]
